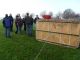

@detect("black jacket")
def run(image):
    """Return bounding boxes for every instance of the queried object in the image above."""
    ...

[24,16,33,25]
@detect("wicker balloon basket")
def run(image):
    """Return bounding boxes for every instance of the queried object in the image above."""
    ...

[36,19,80,48]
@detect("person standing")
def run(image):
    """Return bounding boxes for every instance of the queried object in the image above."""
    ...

[24,13,34,36]
[15,14,23,34]
[34,15,39,24]
[3,14,12,38]
[24,13,30,34]
[28,14,34,36]
[33,15,39,30]
[9,14,14,32]
[23,17,26,31]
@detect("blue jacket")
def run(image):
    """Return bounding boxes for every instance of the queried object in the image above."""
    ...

[9,16,13,25]
[3,17,12,28]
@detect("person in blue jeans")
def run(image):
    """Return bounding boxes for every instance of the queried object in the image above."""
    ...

[3,14,12,38]
[24,13,34,36]
[27,15,34,36]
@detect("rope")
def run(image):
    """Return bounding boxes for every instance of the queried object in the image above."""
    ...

[34,42,46,60]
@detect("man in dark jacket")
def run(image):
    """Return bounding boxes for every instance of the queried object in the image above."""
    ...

[27,14,34,36]
[9,14,14,32]
[23,13,30,31]
[23,17,26,31]
[24,13,34,36]
[3,14,12,37]
[34,15,39,24]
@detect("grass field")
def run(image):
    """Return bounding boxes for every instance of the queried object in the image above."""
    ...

[0,21,80,60]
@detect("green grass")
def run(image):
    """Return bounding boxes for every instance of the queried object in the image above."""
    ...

[0,21,80,60]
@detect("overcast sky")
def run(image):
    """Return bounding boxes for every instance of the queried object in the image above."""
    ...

[0,0,80,17]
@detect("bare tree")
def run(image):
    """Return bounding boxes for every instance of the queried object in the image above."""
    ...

[56,12,63,19]
[62,9,75,19]
[74,14,80,19]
